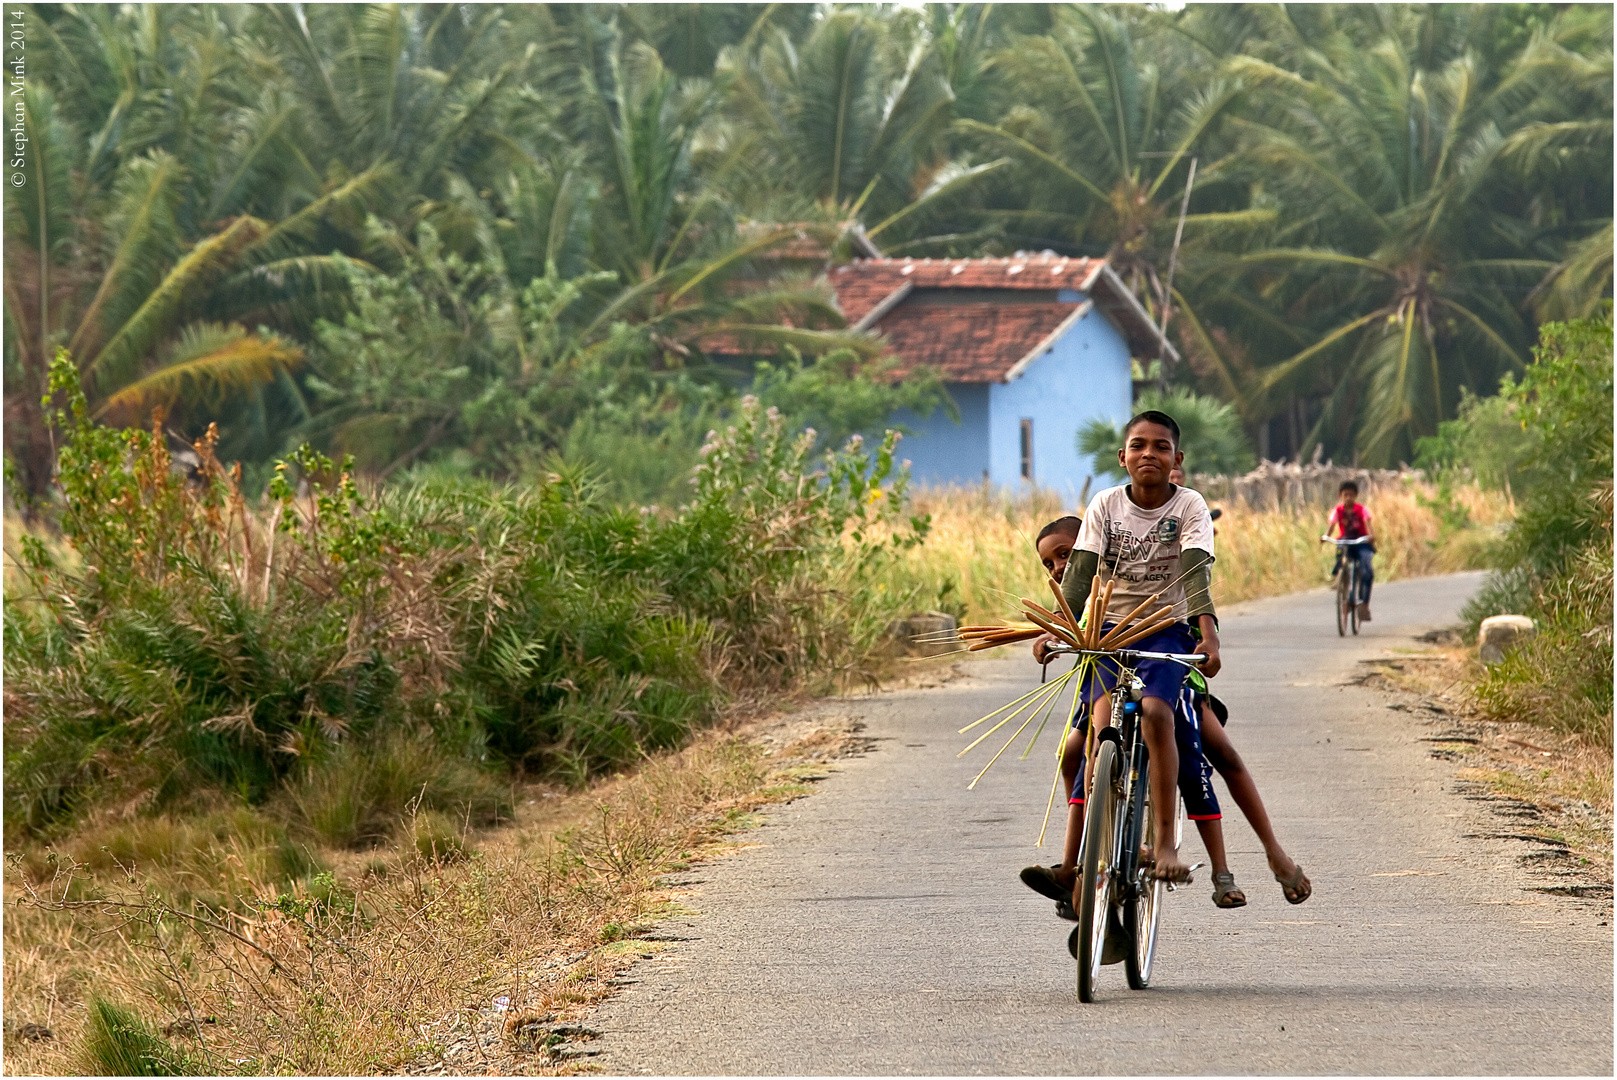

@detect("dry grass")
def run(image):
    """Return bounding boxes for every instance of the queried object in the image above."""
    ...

[1364,647,1612,893]
[878,480,1510,627]
[2,714,863,1076]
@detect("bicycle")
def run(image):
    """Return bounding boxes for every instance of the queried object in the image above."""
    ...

[1323,535,1372,637]
[1044,643,1204,1002]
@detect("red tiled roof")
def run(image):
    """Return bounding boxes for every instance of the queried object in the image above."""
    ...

[832,255,1106,324]
[866,301,1078,381]
[829,254,1177,382]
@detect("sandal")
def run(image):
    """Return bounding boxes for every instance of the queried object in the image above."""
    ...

[1274,862,1312,905]
[1211,871,1247,908]
[1019,864,1074,904]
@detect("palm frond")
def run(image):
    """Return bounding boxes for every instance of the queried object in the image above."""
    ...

[87,214,266,395]
[96,323,303,421]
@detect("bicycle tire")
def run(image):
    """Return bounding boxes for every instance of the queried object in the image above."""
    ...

[1077,739,1120,1003]
[1124,767,1163,990]
[1349,564,1361,635]
[1336,568,1350,636]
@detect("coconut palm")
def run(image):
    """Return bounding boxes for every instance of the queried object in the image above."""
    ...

[1196,4,1612,464]
[717,6,993,248]
[957,4,1260,356]
[3,9,351,496]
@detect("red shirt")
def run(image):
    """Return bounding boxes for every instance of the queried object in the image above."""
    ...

[1329,502,1371,539]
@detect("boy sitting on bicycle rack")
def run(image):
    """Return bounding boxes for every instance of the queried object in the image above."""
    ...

[1027,497,1310,908]
[1324,479,1376,621]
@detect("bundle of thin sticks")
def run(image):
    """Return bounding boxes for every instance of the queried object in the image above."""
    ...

[948,623,1044,651]
[1011,573,1177,655]
[949,572,1191,846]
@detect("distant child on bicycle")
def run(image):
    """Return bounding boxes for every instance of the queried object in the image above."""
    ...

[1324,480,1376,622]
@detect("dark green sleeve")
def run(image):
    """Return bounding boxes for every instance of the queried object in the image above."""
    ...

[1182,547,1215,620]
[1060,550,1100,624]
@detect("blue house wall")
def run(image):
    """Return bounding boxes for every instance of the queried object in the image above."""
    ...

[989,304,1132,499]
[890,299,1133,500]
[890,383,989,486]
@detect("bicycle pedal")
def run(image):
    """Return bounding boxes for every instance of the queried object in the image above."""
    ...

[1166,862,1206,892]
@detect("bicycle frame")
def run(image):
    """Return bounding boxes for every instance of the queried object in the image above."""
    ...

[1063,648,1203,885]
[1045,645,1204,998]
[1325,536,1370,636]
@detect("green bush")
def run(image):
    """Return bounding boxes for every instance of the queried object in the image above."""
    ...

[5,356,925,836]
[1413,383,1534,493]
[1077,387,1256,480]
[1461,309,1613,742]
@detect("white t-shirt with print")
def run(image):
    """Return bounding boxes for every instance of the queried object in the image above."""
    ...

[1074,484,1215,624]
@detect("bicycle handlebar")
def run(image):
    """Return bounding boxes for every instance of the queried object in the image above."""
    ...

[1321,535,1372,545]
[1042,644,1207,669]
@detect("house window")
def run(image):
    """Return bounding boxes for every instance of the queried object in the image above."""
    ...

[1019,418,1033,480]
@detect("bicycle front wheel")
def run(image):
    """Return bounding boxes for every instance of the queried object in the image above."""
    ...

[1349,566,1361,635]
[1336,571,1351,636]
[1077,739,1121,1003]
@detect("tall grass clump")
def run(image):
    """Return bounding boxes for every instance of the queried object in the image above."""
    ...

[4,352,925,841]
[1459,310,1613,744]
[77,1000,191,1077]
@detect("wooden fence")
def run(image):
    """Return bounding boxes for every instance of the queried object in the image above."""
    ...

[1188,456,1421,509]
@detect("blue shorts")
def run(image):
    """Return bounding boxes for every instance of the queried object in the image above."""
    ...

[1079,622,1200,708]
[1066,683,1221,820]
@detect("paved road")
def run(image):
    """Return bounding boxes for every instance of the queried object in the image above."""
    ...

[587,574,1614,1074]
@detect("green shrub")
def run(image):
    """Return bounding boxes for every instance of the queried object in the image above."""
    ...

[1413,383,1534,493]
[5,355,924,834]
[1461,309,1613,742]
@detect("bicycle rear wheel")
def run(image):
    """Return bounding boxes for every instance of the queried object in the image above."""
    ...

[1125,778,1179,989]
[1336,570,1351,636]
[1077,740,1120,1003]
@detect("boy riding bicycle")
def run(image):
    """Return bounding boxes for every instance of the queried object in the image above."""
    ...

[1057,409,1216,885]
[1025,478,1310,909]
[1324,480,1376,622]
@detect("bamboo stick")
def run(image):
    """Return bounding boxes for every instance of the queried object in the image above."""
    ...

[968,685,1063,789]
[958,677,1068,755]
[1048,576,1081,638]
[1108,616,1179,651]
[1036,669,1087,847]
[1095,592,1160,647]
[984,627,1043,641]
[1081,575,1101,648]
[1020,607,1081,646]
[1098,605,1173,649]
[968,633,1041,651]
[1092,579,1115,648]
[959,677,1073,734]
[1019,598,1073,634]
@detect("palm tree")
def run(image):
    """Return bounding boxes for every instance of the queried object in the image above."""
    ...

[4,3,559,494]
[551,31,867,362]
[3,8,351,496]
[716,6,985,248]
[1193,4,1612,464]
[956,5,1259,350]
